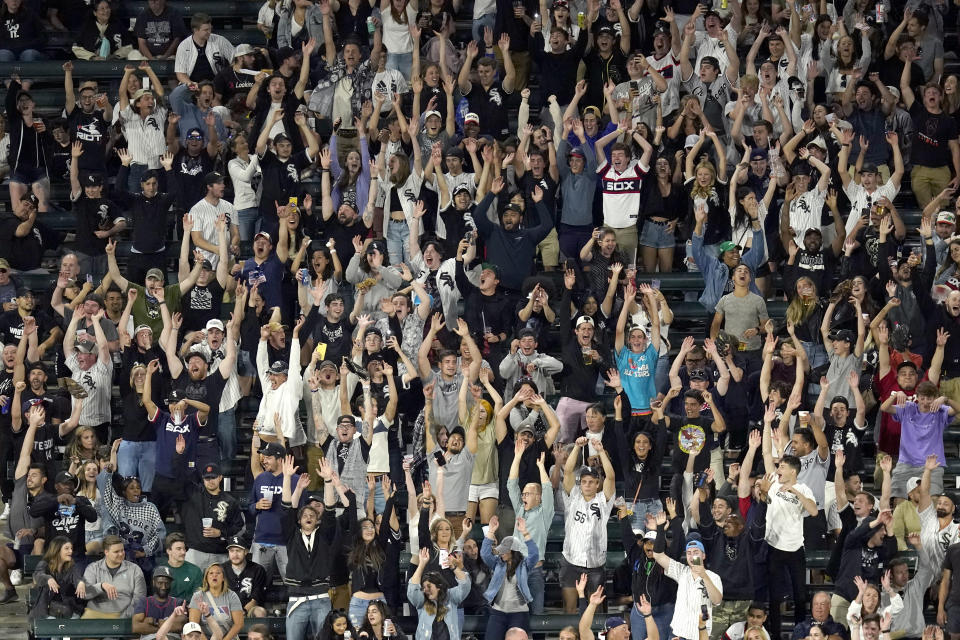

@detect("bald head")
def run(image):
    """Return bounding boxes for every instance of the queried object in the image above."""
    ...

[505,629,529,640]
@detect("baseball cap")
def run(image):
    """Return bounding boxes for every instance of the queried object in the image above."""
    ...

[828,328,854,343]
[605,617,628,632]
[319,359,338,371]
[481,262,501,277]
[718,241,740,254]
[804,227,822,237]
[83,173,104,187]
[643,530,658,540]
[907,476,922,493]
[132,88,153,103]
[254,231,272,243]
[0,258,10,270]
[750,148,768,161]
[579,465,601,478]
[793,161,813,176]
[204,171,224,185]
[576,316,595,328]
[937,211,957,225]
[15,286,33,297]
[684,133,700,149]
[423,109,441,120]
[807,137,828,151]
[201,463,222,479]
[55,471,77,487]
[259,441,286,458]
[516,423,537,436]
[206,318,225,332]
[153,566,173,580]
[464,112,480,125]
[146,268,165,282]
[452,183,471,196]
[134,324,153,335]
[226,535,247,549]
[366,239,387,255]
[597,24,615,36]
[686,539,705,553]
[568,147,586,159]
[445,146,464,159]
[274,132,291,145]
[493,535,526,555]
[860,163,878,175]
[268,360,288,375]
[183,622,203,636]
[75,340,97,354]
[233,43,255,58]
[165,388,185,404]
[653,21,670,35]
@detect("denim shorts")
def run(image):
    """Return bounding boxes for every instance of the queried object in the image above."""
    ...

[10,167,47,185]
[639,219,676,249]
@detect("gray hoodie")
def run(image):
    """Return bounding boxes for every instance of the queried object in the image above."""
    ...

[82,559,146,616]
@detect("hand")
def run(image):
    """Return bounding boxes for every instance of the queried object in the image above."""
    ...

[880,454,893,474]
[638,594,653,616]
[71,140,84,158]
[588,585,605,606]
[925,453,940,471]
[102,582,118,600]
[175,434,186,455]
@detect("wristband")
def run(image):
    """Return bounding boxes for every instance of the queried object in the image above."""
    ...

[330,249,337,253]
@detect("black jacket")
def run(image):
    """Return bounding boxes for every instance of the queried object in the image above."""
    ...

[29,494,98,559]
[281,499,341,597]
[625,513,682,606]
[178,485,245,555]
[697,498,765,601]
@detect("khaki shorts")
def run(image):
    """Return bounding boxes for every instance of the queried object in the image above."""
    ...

[81,609,123,619]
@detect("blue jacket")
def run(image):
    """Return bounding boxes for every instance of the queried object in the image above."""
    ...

[407,575,471,639]
[480,537,539,605]
[169,84,227,145]
[692,226,766,312]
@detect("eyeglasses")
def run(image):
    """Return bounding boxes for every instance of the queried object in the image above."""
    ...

[187,134,203,141]
[520,491,537,497]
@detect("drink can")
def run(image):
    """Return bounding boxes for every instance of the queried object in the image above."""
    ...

[384,619,393,637]
[577,11,585,27]
[720,0,727,8]
[367,16,376,34]
[875,2,885,22]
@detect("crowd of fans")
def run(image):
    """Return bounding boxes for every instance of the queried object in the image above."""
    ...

[2,0,960,639]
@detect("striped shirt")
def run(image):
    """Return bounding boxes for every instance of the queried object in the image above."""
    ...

[189,197,237,268]
[66,353,114,425]
[196,340,241,411]
[597,159,647,228]
[119,105,168,169]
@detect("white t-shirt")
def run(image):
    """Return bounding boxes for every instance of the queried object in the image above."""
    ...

[666,558,723,640]
[380,5,417,54]
[843,179,900,234]
[562,485,615,567]
[919,503,960,576]
[765,480,815,551]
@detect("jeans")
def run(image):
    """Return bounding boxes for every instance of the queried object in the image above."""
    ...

[117,440,156,492]
[237,207,261,242]
[385,218,410,265]
[558,223,594,267]
[472,12,496,42]
[286,596,331,640]
[632,601,674,640]
[766,546,806,638]
[486,610,530,639]
[386,51,413,82]
[629,498,664,530]
[127,163,147,195]
[218,407,237,464]
[252,542,288,585]
[0,48,46,62]
[528,563,545,614]
[348,595,377,629]
[185,549,228,570]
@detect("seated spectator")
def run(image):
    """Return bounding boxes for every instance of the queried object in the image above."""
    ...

[31,536,86,620]
[82,535,147,619]
[157,532,204,603]
[131,566,185,638]
[0,0,46,62]
[72,1,136,61]
[221,535,268,618]
[187,563,245,640]
[175,13,235,85]
[133,0,188,61]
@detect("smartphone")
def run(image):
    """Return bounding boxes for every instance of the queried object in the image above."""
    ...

[696,472,707,488]
[438,549,449,568]
[434,450,447,467]
[651,278,661,290]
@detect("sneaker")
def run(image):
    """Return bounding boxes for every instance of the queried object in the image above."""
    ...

[9,570,21,586]
[0,503,9,520]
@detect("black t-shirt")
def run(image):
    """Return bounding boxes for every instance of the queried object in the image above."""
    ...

[133,5,188,56]
[0,368,14,435]
[314,317,353,364]
[121,390,155,442]
[191,42,215,82]
[431,618,450,640]
[173,369,227,435]
[496,434,548,505]
[66,107,109,173]
[0,309,55,346]
[0,216,58,271]
[213,68,256,104]
[175,149,215,207]
[72,195,125,255]
[583,49,628,111]
[181,280,225,334]
[519,172,558,226]
[944,545,960,608]
[49,142,72,184]
[466,81,511,138]
[258,150,313,228]
[323,217,369,267]
[664,414,715,473]
[910,101,959,168]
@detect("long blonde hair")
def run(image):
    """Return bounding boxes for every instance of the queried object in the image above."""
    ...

[689,161,717,200]
[785,276,819,326]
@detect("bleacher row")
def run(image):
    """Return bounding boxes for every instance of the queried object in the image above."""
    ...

[3,0,959,637]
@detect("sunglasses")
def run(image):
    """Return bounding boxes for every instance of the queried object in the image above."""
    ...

[187,134,204,141]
